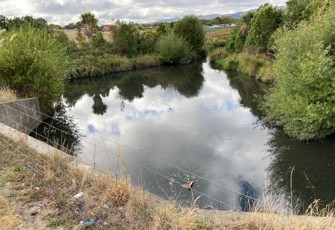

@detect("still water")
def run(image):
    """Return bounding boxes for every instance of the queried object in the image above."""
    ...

[36,61,335,212]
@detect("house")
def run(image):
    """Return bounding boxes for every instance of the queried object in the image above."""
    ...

[102,24,113,31]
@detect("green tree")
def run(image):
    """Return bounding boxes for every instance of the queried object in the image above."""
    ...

[285,0,312,28]
[156,32,191,64]
[262,4,335,140]
[112,22,140,57]
[0,26,69,110]
[245,4,282,50]
[139,30,158,54]
[7,16,47,30]
[173,16,204,55]
[80,12,98,43]
[0,15,8,30]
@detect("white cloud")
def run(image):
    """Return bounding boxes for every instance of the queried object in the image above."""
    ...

[0,0,286,25]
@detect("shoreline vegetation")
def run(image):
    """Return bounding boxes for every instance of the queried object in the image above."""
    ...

[207,0,335,140]
[1,134,334,230]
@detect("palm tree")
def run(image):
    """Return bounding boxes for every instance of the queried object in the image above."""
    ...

[80,12,98,43]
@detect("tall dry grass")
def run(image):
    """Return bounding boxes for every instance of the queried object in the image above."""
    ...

[0,87,18,102]
[0,134,334,229]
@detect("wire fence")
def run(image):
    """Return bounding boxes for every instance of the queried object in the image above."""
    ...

[0,101,261,212]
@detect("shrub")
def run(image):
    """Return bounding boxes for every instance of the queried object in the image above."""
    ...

[0,26,69,110]
[208,47,229,63]
[93,31,106,48]
[173,16,205,54]
[112,22,140,57]
[156,32,191,64]
[262,3,335,140]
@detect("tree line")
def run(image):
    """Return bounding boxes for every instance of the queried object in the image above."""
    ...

[212,0,335,140]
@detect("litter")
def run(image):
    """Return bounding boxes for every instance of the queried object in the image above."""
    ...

[40,202,47,209]
[74,192,84,198]
[182,180,195,190]
[78,220,100,226]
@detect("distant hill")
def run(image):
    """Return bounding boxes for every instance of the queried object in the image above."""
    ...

[151,9,256,24]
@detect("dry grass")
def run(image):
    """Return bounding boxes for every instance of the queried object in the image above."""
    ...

[0,134,334,229]
[0,195,26,230]
[205,27,232,45]
[65,31,112,44]
[0,87,18,102]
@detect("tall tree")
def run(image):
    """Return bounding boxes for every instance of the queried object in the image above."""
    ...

[173,16,205,55]
[80,12,98,43]
[245,4,282,50]
[285,0,312,28]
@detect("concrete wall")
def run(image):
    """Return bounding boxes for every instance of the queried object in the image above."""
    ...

[0,98,42,134]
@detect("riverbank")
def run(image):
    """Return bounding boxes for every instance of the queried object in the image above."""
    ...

[69,53,162,79]
[208,49,275,83]
[0,133,334,229]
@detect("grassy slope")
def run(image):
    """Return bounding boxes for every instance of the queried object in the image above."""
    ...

[0,134,334,229]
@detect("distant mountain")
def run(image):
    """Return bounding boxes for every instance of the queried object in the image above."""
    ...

[151,9,256,24]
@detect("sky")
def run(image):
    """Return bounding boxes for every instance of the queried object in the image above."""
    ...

[0,0,286,26]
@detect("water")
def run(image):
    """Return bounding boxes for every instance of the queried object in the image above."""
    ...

[35,61,335,212]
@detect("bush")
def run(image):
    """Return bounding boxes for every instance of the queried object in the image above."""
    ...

[0,26,69,110]
[173,16,205,54]
[112,22,140,57]
[156,32,191,64]
[262,4,335,140]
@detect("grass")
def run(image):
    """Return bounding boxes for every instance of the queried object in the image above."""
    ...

[69,53,162,78]
[205,28,232,53]
[215,52,275,83]
[0,87,18,102]
[0,134,334,229]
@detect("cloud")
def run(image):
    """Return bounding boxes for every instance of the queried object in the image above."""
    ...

[0,0,286,25]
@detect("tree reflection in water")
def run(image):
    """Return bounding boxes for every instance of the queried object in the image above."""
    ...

[31,101,82,156]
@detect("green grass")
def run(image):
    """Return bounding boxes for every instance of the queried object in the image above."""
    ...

[215,52,275,83]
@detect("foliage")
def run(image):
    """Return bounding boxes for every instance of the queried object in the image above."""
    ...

[262,4,335,140]
[173,16,205,54]
[0,26,69,110]
[92,31,106,48]
[226,25,246,52]
[7,16,48,30]
[0,15,8,30]
[138,30,158,54]
[208,48,229,63]
[285,0,312,27]
[240,11,255,25]
[80,12,98,43]
[245,4,282,50]
[155,22,171,36]
[112,22,140,57]
[201,16,236,26]
[156,32,191,64]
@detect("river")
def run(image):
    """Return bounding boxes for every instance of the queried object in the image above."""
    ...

[34,61,335,212]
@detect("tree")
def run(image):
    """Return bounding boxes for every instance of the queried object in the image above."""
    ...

[80,12,98,43]
[0,26,69,111]
[112,22,140,57]
[245,4,282,50]
[262,3,335,140]
[7,16,47,30]
[173,16,204,55]
[0,15,8,30]
[285,0,312,28]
